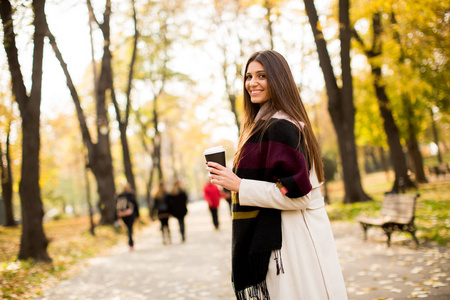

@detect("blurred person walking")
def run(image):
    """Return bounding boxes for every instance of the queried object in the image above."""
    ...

[116,183,140,251]
[167,179,188,242]
[203,181,221,230]
[152,181,171,245]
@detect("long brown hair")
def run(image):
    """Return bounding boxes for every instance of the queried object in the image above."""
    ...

[121,182,135,194]
[153,181,166,199]
[235,50,324,182]
[169,179,183,195]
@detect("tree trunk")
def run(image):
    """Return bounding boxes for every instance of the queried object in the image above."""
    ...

[369,147,381,172]
[430,108,443,164]
[153,132,163,181]
[147,165,155,219]
[352,13,415,192]
[370,13,415,192]
[304,0,370,203]
[264,0,274,49]
[90,142,116,224]
[219,43,241,132]
[168,136,178,179]
[152,95,164,181]
[19,105,51,261]
[46,25,116,224]
[134,108,155,217]
[406,130,427,183]
[402,96,427,183]
[84,160,95,236]
[91,64,116,224]
[109,64,135,193]
[82,0,117,224]
[118,122,136,189]
[228,94,241,133]
[110,0,138,193]
[389,12,427,185]
[1,123,15,226]
[331,116,370,202]
[1,0,51,261]
[363,147,372,173]
[372,68,415,191]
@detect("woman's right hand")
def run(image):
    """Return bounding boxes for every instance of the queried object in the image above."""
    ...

[206,162,241,193]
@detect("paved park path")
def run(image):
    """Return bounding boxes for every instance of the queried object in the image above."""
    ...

[38,201,449,300]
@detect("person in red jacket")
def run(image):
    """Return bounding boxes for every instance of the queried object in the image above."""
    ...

[203,181,221,229]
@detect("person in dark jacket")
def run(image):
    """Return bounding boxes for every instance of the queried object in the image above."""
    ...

[116,183,140,251]
[167,179,188,242]
[152,181,171,245]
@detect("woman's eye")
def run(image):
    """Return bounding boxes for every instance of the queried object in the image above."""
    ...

[245,75,252,80]
[259,74,266,78]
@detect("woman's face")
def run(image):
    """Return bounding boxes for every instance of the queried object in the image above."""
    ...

[245,61,270,105]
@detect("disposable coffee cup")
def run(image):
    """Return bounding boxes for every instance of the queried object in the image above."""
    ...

[204,146,226,167]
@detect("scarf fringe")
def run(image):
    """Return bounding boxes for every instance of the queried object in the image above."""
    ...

[235,250,283,299]
[274,249,285,275]
[236,280,270,300]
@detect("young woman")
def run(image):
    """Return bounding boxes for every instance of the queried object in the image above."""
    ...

[206,50,347,300]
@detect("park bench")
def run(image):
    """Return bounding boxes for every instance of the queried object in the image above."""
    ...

[356,193,420,247]
[428,164,449,178]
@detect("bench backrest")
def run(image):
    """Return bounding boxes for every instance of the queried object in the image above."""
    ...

[380,194,418,224]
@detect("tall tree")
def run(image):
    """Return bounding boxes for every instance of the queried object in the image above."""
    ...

[137,0,192,200]
[389,12,427,183]
[429,108,443,164]
[261,0,286,50]
[353,13,415,191]
[304,0,370,203]
[152,87,164,182]
[403,94,427,183]
[84,0,117,224]
[352,0,448,185]
[0,0,51,261]
[212,0,248,133]
[110,0,139,192]
[263,0,276,49]
[44,0,117,224]
[134,107,154,217]
[132,2,170,216]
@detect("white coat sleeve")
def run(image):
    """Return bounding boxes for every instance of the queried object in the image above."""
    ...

[238,179,310,210]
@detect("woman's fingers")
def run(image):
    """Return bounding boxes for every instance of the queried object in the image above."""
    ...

[206,161,223,169]
[206,162,224,175]
[205,163,241,192]
[206,167,218,175]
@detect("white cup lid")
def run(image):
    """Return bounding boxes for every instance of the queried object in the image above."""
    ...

[203,146,225,155]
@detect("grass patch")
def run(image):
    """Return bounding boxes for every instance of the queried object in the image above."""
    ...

[326,172,450,246]
[0,214,149,299]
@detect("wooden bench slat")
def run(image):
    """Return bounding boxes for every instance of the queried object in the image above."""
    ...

[355,216,385,226]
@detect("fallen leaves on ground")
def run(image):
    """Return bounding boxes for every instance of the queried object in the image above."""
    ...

[0,216,149,299]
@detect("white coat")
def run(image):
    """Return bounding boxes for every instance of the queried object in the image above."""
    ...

[239,164,348,299]
[238,109,348,300]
